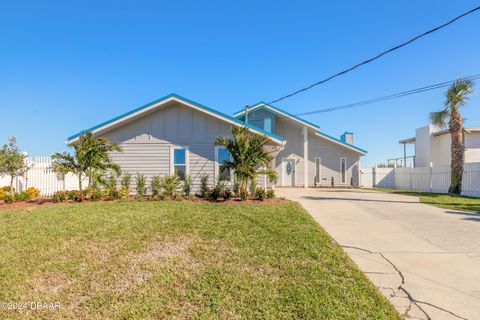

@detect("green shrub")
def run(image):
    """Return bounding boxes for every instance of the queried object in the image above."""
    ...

[64,190,85,202]
[266,188,275,199]
[14,192,29,202]
[232,176,240,196]
[101,174,119,200]
[183,175,192,197]
[208,181,226,202]
[1,186,15,196]
[72,191,85,202]
[121,173,132,193]
[25,187,40,199]
[239,188,248,201]
[161,174,181,199]
[87,188,102,201]
[52,191,68,203]
[223,187,232,200]
[118,173,132,201]
[119,187,129,200]
[255,188,266,201]
[198,174,209,198]
[3,193,15,204]
[150,176,162,199]
[102,188,120,201]
[0,186,15,203]
[249,180,257,194]
[135,173,147,199]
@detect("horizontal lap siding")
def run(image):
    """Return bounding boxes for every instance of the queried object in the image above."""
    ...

[102,102,233,193]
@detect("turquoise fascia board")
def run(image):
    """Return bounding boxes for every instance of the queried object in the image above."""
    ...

[234,101,320,129]
[67,93,285,143]
[316,131,368,154]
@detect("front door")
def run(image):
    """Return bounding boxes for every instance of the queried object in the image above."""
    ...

[282,159,295,186]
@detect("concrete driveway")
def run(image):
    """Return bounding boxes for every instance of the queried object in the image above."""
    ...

[278,188,480,320]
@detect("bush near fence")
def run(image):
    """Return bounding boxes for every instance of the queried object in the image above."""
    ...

[0,157,83,196]
[359,163,480,197]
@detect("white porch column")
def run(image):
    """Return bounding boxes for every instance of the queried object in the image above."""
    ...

[303,126,309,188]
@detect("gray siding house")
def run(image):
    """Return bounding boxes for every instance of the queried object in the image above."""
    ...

[67,94,367,190]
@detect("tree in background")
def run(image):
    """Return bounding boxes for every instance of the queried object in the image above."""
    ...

[52,132,122,191]
[0,137,27,195]
[215,127,277,196]
[429,78,475,194]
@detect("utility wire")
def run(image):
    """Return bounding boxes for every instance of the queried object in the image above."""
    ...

[267,6,480,105]
[296,74,480,115]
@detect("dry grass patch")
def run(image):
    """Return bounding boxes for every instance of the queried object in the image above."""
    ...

[0,201,400,319]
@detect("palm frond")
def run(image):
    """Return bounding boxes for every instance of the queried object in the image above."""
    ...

[429,109,450,128]
[445,78,475,109]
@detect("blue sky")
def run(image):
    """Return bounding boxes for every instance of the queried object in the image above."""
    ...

[1,1,479,166]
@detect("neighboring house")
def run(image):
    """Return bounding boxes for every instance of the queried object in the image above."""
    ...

[399,125,480,167]
[67,94,367,191]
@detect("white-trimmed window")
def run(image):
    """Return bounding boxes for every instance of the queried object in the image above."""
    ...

[315,157,321,184]
[215,146,232,181]
[340,157,346,184]
[170,146,189,180]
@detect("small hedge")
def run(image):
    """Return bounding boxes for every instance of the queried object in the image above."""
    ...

[0,186,41,203]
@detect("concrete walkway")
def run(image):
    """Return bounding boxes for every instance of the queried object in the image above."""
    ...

[278,188,480,320]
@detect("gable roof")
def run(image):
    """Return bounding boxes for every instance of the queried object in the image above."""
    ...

[67,94,286,145]
[234,101,366,154]
[233,102,320,130]
[315,131,367,155]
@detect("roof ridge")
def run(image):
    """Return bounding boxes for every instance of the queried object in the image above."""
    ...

[67,93,285,143]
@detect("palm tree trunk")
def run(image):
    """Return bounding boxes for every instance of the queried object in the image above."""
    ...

[78,174,83,191]
[448,106,464,195]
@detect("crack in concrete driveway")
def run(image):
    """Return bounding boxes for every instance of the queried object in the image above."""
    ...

[278,188,480,320]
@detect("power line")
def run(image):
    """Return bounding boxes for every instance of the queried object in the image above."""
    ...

[267,6,480,105]
[296,74,480,116]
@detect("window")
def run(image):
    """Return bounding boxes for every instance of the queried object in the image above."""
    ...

[216,147,231,181]
[340,157,346,184]
[315,158,321,184]
[171,147,188,180]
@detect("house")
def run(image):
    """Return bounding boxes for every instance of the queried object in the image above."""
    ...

[399,125,480,167]
[67,94,367,191]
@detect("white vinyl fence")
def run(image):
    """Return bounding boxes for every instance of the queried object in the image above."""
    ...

[0,157,81,196]
[360,163,480,197]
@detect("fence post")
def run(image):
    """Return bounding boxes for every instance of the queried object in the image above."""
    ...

[428,162,433,193]
[373,162,377,187]
[409,163,413,191]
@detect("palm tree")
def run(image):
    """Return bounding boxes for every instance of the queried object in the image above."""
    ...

[51,132,122,190]
[215,126,277,194]
[429,78,474,194]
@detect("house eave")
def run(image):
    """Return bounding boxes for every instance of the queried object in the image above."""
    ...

[234,102,320,131]
[67,94,286,146]
[314,132,367,155]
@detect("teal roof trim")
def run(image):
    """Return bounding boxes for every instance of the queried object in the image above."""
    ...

[68,93,286,143]
[316,131,368,154]
[234,101,320,129]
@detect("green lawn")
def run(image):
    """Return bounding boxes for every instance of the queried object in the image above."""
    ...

[0,201,400,320]
[368,188,480,212]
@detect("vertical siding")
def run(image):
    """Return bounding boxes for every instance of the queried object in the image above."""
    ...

[102,102,233,193]
[307,135,360,187]
[273,117,361,187]
[273,117,305,186]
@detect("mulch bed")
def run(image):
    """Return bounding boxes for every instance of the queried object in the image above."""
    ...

[0,196,289,212]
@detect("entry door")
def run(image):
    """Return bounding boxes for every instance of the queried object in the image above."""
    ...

[282,159,295,186]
